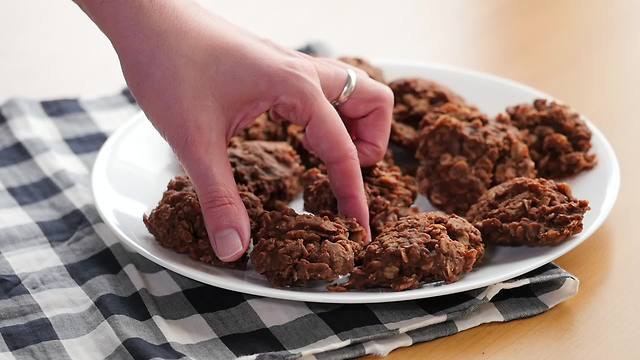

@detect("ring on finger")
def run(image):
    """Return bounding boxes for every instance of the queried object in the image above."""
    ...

[331,68,358,106]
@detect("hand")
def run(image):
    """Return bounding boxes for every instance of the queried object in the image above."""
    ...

[78,0,393,261]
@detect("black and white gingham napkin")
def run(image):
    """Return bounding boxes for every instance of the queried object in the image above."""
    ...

[0,92,579,360]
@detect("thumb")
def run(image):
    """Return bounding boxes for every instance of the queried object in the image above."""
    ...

[180,141,252,262]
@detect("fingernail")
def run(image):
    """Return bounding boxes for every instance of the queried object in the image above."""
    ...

[213,228,244,261]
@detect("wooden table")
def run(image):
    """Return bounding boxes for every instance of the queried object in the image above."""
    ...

[368,1,640,359]
[2,1,637,359]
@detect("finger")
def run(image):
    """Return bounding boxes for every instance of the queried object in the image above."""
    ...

[307,102,372,241]
[273,85,371,240]
[314,58,394,165]
[178,138,252,262]
[312,57,370,101]
[342,81,394,165]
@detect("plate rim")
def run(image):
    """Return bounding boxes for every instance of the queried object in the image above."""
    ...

[91,60,621,303]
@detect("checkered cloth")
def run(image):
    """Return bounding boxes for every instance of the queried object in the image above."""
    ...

[0,91,579,359]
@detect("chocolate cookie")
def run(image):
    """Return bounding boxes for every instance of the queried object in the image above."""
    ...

[250,207,366,287]
[284,124,323,169]
[238,113,289,141]
[229,140,304,208]
[390,77,467,129]
[303,160,418,235]
[143,176,264,269]
[387,78,473,174]
[390,121,420,151]
[344,212,484,291]
[466,177,590,246]
[236,111,326,170]
[419,101,487,129]
[390,102,486,151]
[416,115,536,214]
[496,99,597,178]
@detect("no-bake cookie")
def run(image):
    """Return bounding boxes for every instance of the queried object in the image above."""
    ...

[229,139,304,208]
[238,113,289,142]
[143,176,264,269]
[284,124,323,169]
[388,78,474,175]
[237,112,326,170]
[250,207,366,287]
[419,101,487,129]
[496,99,597,178]
[416,115,536,214]
[344,212,484,291]
[303,160,418,235]
[390,77,467,129]
[466,177,590,246]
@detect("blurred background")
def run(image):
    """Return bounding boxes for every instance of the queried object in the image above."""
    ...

[2,1,638,108]
[1,1,638,359]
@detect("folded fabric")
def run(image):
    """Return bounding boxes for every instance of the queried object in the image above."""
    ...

[0,89,578,360]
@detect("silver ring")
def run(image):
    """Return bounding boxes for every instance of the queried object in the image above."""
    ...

[331,68,357,106]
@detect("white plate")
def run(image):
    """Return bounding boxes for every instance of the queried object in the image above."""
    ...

[92,60,620,303]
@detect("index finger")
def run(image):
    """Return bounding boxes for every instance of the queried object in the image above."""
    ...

[305,96,371,241]
[314,58,394,166]
[274,84,371,240]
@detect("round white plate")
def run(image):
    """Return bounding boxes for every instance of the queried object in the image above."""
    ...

[92,60,620,303]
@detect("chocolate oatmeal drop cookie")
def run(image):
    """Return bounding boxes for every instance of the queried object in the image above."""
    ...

[250,208,366,287]
[143,176,264,269]
[466,177,590,246]
[344,212,484,291]
[284,124,323,169]
[237,113,289,141]
[419,101,487,128]
[388,78,474,175]
[390,77,467,129]
[496,99,597,178]
[229,140,304,208]
[390,121,420,151]
[416,115,536,215]
[390,102,487,152]
[338,56,385,82]
[303,160,418,235]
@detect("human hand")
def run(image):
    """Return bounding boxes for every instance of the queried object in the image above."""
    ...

[79,0,393,261]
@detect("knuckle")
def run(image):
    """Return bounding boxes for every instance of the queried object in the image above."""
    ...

[382,84,394,104]
[276,78,324,126]
[345,142,360,159]
[320,141,359,167]
[376,83,395,106]
[294,80,322,103]
[336,143,360,164]
[198,186,240,214]
[368,142,387,160]
[279,58,316,84]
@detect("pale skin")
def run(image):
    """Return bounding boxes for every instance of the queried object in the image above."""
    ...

[76,0,393,262]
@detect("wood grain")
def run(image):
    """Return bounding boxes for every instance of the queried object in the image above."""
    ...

[366,1,640,359]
